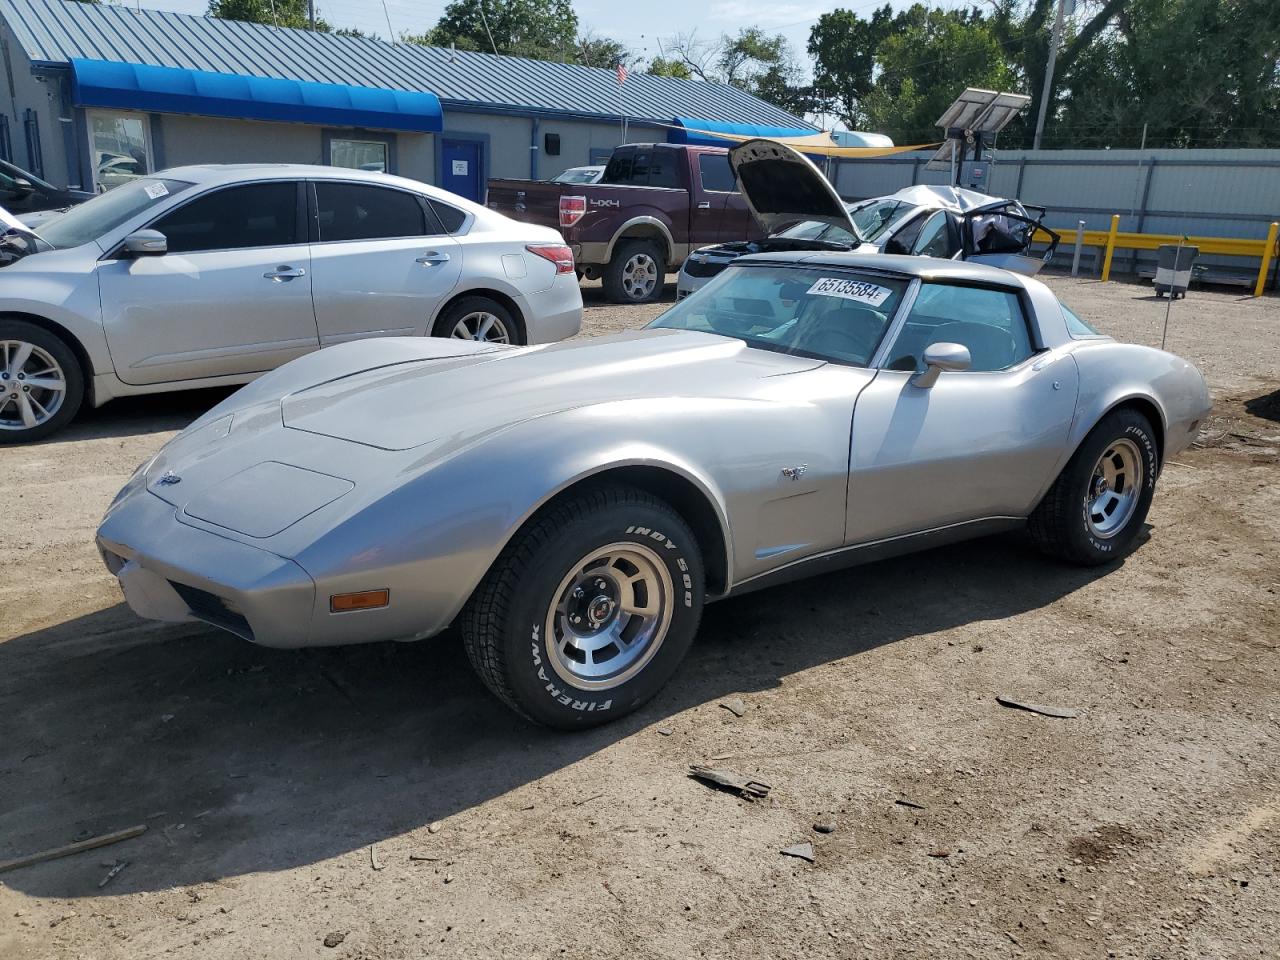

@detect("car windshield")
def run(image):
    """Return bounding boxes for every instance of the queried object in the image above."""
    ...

[648,263,909,366]
[0,158,57,193]
[36,177,193,249]
[553,168,600,184]
[851,198,918,242]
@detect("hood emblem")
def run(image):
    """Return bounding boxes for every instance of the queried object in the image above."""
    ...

[157,471,182,486]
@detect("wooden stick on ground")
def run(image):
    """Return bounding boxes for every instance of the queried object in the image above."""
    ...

[0,825,147,875]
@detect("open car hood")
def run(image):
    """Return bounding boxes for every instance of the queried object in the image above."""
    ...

[729,139,860,239]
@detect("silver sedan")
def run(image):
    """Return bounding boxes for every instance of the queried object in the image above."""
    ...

[0,164,581,442]
[98,254,1210,728]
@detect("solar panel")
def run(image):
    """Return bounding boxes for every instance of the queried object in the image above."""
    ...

[935,88,1031,134]
[924,140,956,172]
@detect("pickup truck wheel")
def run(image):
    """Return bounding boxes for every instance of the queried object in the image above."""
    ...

[0,319,84,444]
[1028,409,1158,565]
[603,240,665,304]
[461,483,705,729]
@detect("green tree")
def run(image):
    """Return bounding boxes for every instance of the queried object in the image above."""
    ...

[807,4,898,128]
[574,31,629,68]
[861,6,1016,141]
[662,29,813,112]
[412,0,578,60]
[646,56,691,80]
[207,0,329,31]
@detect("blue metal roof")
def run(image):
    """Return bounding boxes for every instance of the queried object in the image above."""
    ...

[72,58,443,132]
[669,117,821,147]
[1,0,817,130]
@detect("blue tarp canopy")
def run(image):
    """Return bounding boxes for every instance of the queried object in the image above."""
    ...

[668,117,819,147]
[70,59,444,133]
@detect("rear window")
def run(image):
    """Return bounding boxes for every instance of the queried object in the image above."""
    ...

[698,153,737,192]
[603,148,681,188]
[1062,302,1101,337]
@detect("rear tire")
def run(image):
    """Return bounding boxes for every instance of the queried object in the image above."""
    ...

[1029,408,1159,565]
[461,484,705,728]
[602,240,665,304]
[0,319,84,444]
[431,296,525,345]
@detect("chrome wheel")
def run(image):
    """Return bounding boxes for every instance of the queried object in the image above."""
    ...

[1086,438,1143,538]
[450,311,511,344]
[621,252,659,300]
[0,339,67,432]
[544,542,674,691]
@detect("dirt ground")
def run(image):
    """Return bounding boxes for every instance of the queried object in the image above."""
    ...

[1,274,1278,960]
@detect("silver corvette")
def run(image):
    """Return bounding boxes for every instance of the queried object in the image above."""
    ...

[98,253,1210,727]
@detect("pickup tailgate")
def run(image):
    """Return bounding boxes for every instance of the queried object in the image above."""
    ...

[487,178,562,231]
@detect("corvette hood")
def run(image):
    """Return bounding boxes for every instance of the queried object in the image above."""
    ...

[281,329,824,450]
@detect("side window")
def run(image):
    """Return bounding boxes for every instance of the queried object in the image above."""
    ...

[428,198,467,234]
[602,150,634,184]
[152,182,298,253]
[886,213,926,254]
[886,283,1034,373]
[698,153,737,192]
[629,151,652,185]
[913,212,960,258]
[315,182,426,242]
[647,150,680,188]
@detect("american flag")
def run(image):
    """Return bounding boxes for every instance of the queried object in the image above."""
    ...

[616,62,628,85]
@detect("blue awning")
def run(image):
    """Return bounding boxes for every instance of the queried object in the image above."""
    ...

[668,117,819,147]
[70,59,443,133]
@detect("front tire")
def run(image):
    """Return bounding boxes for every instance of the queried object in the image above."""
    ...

[0,319,84,444]
[1029,408,1159,565]
[461,484,705,728]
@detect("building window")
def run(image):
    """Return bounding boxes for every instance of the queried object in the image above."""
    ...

[88,109,152,192]
[330,138,389,173]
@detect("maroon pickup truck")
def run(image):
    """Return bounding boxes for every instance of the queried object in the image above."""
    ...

[487,143,761,303]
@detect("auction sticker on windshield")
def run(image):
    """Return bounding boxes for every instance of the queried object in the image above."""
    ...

[806,277,891,307]
[144,182,169,200]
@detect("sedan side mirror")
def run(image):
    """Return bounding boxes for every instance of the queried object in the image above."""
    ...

[912,341,971,388]
[11,177,33,196]
[123,229,167,257]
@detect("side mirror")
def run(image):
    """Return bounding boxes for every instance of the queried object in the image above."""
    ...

[11,177,33,196]
[123,229,167,257]
[912,341,971,388]
[883,237,908,255]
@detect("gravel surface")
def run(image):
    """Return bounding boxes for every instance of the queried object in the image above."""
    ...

[1,273,1277,960]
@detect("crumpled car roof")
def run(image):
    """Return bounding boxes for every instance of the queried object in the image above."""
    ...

[887,184,999,213]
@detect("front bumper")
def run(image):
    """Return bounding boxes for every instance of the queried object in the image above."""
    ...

[97,489,317,648]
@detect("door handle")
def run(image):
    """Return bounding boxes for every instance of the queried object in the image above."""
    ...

[416,252,451,265]
[264,266,305,281]
[696,201,712,209]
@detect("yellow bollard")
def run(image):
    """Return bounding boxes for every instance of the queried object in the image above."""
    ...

[1255,221,1278,297]
[1101,214,1120,282]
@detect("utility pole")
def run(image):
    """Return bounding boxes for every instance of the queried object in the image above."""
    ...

[1032,0,1067,150]
[307,0,315,30]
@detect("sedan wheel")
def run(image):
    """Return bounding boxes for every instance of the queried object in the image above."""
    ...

[0,340,67,431]
[461,483,705,728]
[450,311,512,344]
[0,321,83,444]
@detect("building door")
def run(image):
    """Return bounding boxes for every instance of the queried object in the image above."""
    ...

[440,138,482,202]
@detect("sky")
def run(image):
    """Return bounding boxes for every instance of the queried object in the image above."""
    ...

[128,0,955,76]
